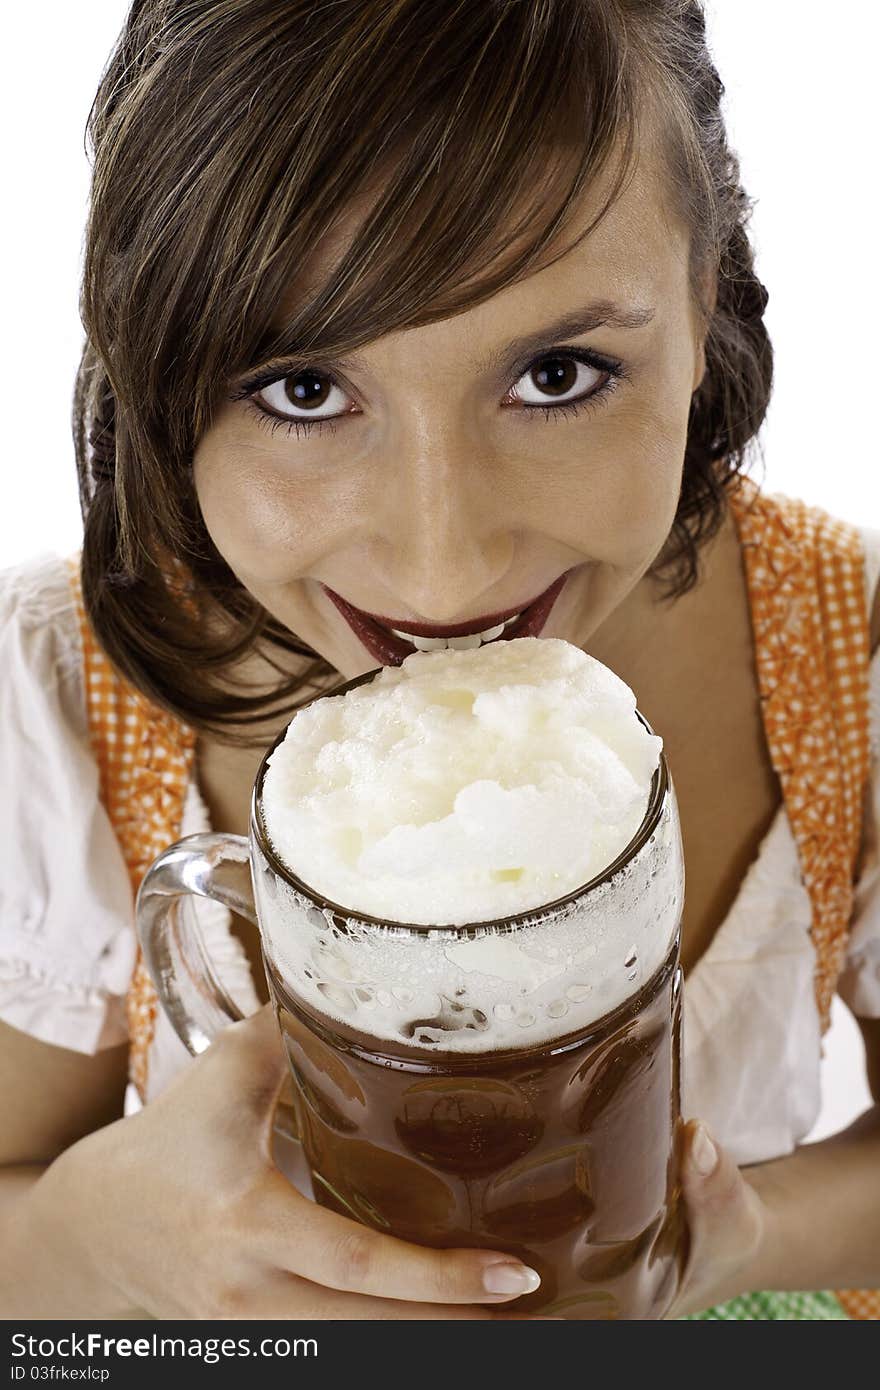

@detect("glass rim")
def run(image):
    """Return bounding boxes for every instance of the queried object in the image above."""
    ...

[250,664,669,937]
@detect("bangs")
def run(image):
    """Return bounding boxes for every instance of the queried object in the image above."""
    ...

[95,1,640,446]
[237,52,639,385]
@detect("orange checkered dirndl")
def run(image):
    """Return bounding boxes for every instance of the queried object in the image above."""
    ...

[65,557,195,1103]
[65,476,878,1315]
[727,477,875,1319]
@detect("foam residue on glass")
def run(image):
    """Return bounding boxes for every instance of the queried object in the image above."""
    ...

[254,788,681,1051]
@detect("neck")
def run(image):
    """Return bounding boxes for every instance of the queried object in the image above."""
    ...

[585,508,739,694]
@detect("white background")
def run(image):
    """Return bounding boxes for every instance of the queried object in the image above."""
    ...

[2,2,877,1138]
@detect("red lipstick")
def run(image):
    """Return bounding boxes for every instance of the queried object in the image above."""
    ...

[322,571,574,668]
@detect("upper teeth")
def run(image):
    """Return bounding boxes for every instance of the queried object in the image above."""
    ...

[389,613,521,652]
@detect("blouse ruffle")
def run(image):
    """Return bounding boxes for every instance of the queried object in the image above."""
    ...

[0,552,137,1051]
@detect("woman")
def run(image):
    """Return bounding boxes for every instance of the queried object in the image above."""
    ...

[1,0,878,1319]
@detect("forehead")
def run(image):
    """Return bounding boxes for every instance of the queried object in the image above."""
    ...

[276,118,689,335]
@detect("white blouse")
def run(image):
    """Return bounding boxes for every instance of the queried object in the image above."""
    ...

[2,536,880,1170]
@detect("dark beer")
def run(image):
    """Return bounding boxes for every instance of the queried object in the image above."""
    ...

[266,935,684,1320]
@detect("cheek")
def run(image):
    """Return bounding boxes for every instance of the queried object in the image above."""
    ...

[192,434,334,583]
[603,403,685,541]
[592,353,693,561]
[522,395,686,572]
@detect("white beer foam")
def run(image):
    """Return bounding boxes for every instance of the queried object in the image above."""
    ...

[254,789,682,1051]
[261,637,663,925]
[255,637,681,1051]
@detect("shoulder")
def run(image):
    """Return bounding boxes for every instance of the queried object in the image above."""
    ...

[0,550,83,653]
[759,487,880,656]
[0,550,138,1055]
[0,550,96,837]
[1,549,79,620]
[0,550,86,735]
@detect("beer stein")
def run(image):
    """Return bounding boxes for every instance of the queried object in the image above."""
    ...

[136,668,686,1319]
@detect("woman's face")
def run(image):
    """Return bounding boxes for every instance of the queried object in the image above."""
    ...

[193,139,710,682]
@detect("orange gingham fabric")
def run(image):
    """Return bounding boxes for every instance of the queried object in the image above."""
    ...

[727,477,876,1320]
[727,477,872,1034]
[836,1288,880,1321]
[65,556,195,1104]
[65,481,878,1314]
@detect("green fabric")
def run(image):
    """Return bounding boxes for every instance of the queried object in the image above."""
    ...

[683,1289,849,1320]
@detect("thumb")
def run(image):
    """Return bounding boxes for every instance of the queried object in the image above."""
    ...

[213,1002,290,1124]
[677,1119,764,1302]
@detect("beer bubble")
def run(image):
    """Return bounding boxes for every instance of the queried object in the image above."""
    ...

[415,1027,445,1045]
[317,981,354,1014]
[566,983,592,1002]
[314,945,354,981]
[547,999,569,1019]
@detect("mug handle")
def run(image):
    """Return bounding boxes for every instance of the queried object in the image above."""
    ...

[135,831,301,1150]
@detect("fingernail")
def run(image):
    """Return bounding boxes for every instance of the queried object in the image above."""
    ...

[483,1262,542,1297]
[691,1122,718,1177]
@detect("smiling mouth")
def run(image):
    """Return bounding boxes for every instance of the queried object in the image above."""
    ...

[321,571,575,667]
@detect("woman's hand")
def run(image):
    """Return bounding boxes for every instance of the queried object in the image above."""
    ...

[20,1005,544,1319]
[664,1119,772,1318]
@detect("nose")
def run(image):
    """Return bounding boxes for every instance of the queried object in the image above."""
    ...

[372,419,516,623]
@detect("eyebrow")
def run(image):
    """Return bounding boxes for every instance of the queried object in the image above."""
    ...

[251,299,656,383]
[480,300,656,373]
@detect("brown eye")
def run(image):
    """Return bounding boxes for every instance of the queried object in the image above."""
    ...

[512,354,608,408]
[256,370,353,423]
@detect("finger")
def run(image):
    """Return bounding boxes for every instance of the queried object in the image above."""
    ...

[215,1269,551,1321]
[680,1119,763,1275]
[240,1168,543,1305]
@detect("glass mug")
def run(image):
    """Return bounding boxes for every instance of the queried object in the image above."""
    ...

[136,667,686,1319]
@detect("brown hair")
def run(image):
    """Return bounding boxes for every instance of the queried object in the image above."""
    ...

[74,0,772,747]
